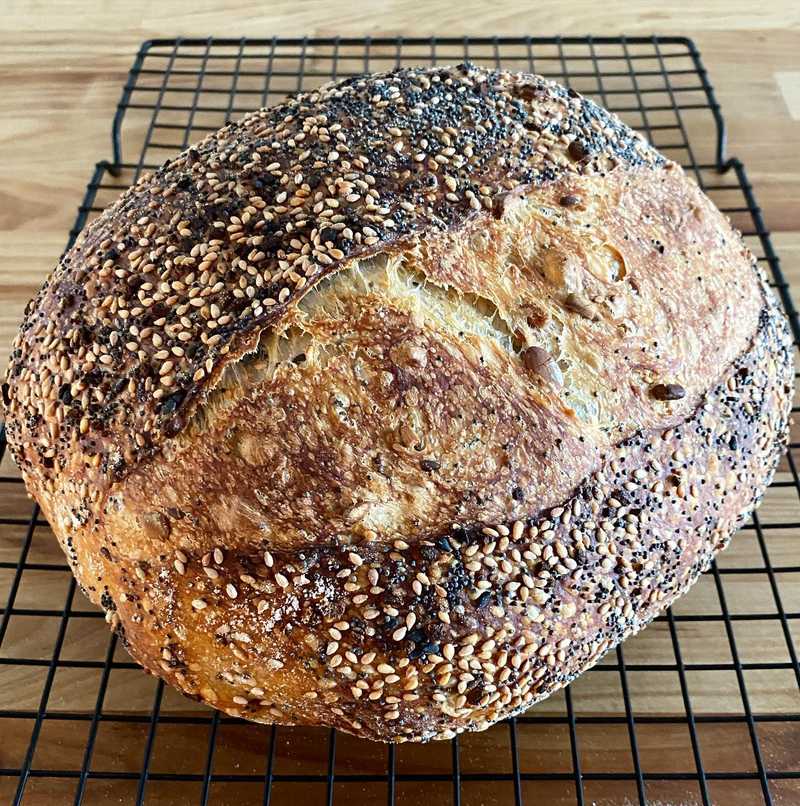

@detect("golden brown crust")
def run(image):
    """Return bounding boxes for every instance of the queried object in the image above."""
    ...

[3,63,664,497]
[98,167,764,552]
[3,64,794,742]
[35,296,793,742]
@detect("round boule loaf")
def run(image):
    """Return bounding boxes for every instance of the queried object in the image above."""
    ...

[2,63,793,742]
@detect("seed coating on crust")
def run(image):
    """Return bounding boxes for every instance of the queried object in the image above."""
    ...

[113,306,792,741]
[3,62,661,488]
[1,62,793,744]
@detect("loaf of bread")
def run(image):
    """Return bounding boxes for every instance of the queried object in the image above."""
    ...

[2,63,792,742]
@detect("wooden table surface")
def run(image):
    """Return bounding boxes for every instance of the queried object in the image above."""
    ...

[1,3,799,805]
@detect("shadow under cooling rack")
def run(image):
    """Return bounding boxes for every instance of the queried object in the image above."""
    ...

[1,35,799,806]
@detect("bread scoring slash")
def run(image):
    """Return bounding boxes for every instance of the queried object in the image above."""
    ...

[2,63,793,742]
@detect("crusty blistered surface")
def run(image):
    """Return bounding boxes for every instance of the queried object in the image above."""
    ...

[2,63,795,742]
[36,292,792,742]
[97,170,764,550]
[3,62,664,495]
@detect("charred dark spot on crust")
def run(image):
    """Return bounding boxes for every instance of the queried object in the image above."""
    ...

[492,193,512,219]
[650,383,686,401]
[160,390,186,416]
[162,414,185,439]
[568,139,590,161]
[515,84,539,102]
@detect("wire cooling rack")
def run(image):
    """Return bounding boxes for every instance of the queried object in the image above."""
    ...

[1,36,799,806]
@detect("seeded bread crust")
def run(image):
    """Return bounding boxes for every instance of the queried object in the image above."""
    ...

[3,64,794,742]
[4,62,664,493]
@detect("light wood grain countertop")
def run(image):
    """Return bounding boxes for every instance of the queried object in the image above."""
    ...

[0,4,798,805]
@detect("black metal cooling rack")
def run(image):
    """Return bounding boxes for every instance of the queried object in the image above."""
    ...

[1,35,799,806]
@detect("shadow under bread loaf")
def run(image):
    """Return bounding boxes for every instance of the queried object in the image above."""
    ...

[2,63,793,741]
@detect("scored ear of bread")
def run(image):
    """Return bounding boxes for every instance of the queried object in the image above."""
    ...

[2,63,793,741]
